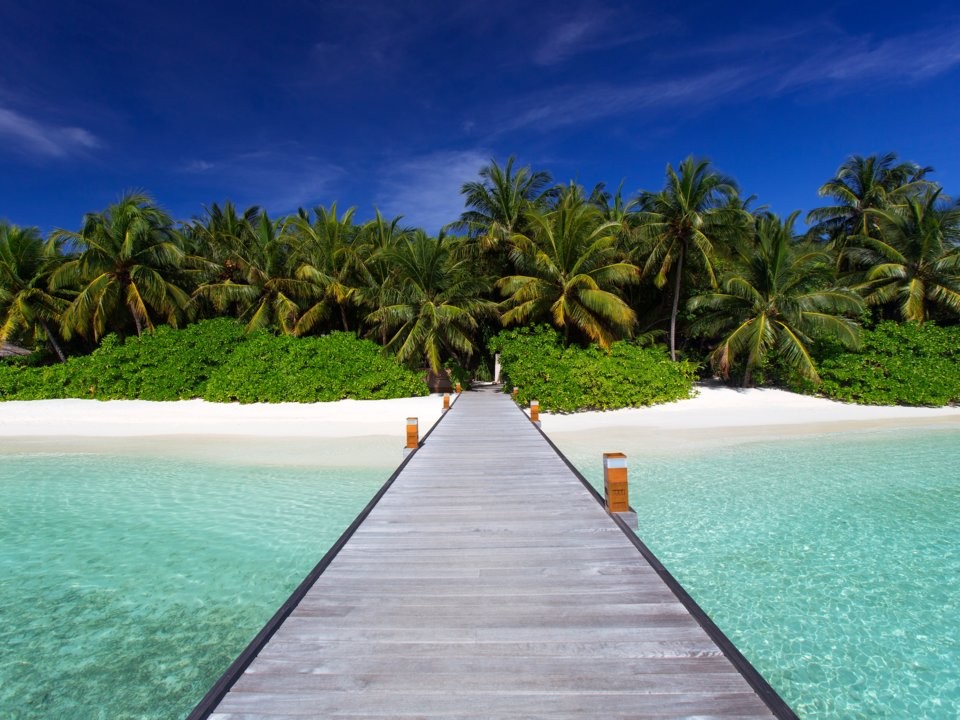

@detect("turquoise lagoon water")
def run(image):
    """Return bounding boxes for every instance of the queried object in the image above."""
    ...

[565,426,960,719]
[4,429,958,719]
[0,451,389,720]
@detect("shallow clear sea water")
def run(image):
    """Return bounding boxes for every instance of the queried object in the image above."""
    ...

[0,452,388,720]
[565,426,960,719]
[4,428,958,719]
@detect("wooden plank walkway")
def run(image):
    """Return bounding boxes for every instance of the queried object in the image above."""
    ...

[198,388,794,719]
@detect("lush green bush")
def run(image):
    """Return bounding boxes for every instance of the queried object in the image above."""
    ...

[202,331,427,402]
[0,319,428,402]
[0,318,247,400]
[75,319,247,400]
[0,362,67,399]
[792,321,960,406]
[490,326,697,412]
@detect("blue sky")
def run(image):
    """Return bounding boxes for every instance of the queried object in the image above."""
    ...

[2,0,959,234]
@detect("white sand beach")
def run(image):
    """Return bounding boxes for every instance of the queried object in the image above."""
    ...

[0,395,448,467]
[1,386,958,466]
[0,396,447,438]
[542,385,960,460]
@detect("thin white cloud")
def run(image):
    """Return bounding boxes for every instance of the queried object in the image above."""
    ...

[777,23,960,91]
[375,150,492,233]
[534,16,608,66]
[0,106,100,158]
[179,149,344,215]
[491,18,960,138]
[496,68,755,135]
[183,159,214,173]
[531,6,668,67]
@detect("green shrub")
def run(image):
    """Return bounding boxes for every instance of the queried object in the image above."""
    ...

[202,331,427,403]
[490,326,697,412]
[75,319,247,400]
[792,321,960,406]
[0,319,428,402]
[0,362,68,400]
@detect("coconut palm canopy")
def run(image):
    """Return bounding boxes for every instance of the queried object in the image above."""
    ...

[1,153,959,386]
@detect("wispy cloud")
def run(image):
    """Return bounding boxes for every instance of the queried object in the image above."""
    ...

[495,68,755,135]
[491,17,960,138]
[0,106,100,159]
[533,15,610,66]
[375,149,492,233]
[303,0,474,87]
[776,23,960,91]
[531,5,671,66]
[180,149,344,215]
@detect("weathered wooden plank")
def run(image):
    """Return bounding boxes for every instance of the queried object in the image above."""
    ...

[243,654,739,675]
[254,639,727,660]
[204,389,783,719]
[228,669,758,694]
[212,688,773,717]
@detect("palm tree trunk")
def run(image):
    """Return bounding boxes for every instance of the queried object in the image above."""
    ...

[39,319,67,363]
[340,303,350,332]
[669,246,684,362]
[130,306,144,337]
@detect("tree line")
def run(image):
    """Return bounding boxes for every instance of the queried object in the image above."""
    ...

[2,152,958,386]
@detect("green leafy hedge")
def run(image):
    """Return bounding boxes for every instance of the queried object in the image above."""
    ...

[0,319,428,402]
[490,326,697,413]
[793,321,960,406]
[202,331,427,402]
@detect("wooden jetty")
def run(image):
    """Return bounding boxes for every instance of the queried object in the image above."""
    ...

[192,389,796,719]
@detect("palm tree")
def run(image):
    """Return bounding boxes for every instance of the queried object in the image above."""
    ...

[807,153,934,256]
[453,156,554,240]
[51,192,191,341]
[499,184,638,348]
[354,210,413,344]
[689,212,863,386]
[287,203,362,334]
[367,231,495,373]
[590,181,639,252]
[0,223,69,360]
[450,157,555,284]
[182,201,261,319]
[195,211,316,334]
[636,157,744,360]
[187,201,260,274]
[848,191,960,322]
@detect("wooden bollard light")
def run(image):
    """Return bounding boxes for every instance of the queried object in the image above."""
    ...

[455,382,462,395]
[530,400,540,425]
[603,452,636,528]
[403,417,419,456]
[442,393,450,410]
[512,386,519,399]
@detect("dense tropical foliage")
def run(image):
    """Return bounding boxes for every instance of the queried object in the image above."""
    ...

[500,184,638,348]
[492,325,696,412]
[791,322,960,406]
[0,318,426,402]
[3,151,959,403]
[635,157,744,360]
[688,212,863,386]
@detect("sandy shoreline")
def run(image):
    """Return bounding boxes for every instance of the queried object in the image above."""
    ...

[0,396,447,438]
[2,387,958,466]
[541,386,960,458]
[0,395,448,467]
